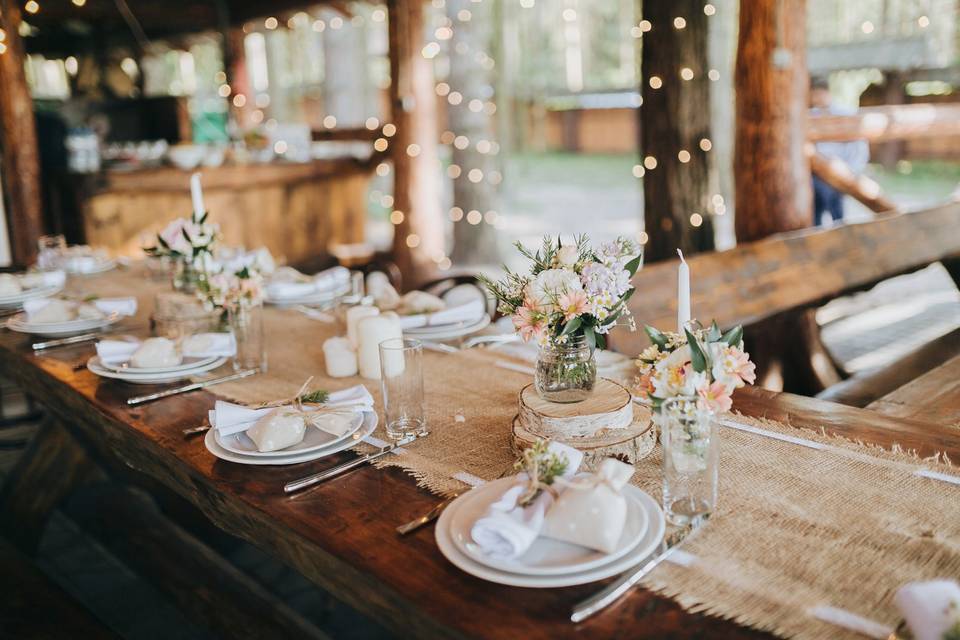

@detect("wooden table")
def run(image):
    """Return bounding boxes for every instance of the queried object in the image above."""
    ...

[1,322,959,638]
[867,352,960,428]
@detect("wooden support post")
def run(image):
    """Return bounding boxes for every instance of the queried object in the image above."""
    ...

[388,0,445,286]
[734,0,812,242]
[0,419,94,554]
[640,0,715,262]
[0,0,45,266]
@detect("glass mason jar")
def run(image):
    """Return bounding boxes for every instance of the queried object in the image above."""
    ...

[660,396,719,526]
[172,257,203,293]
[534,334,597,403]
[228,302,267,372]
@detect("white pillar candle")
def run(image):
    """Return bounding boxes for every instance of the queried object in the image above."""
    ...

[357,314,402,379]
[190,172,205,218]
[346,305,380,349]
[322,337,358,378]
[677,249,691,333]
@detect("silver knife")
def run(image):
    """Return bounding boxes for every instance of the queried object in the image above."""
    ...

[570,516,708,623]
[396,494,459,535]
[32,332,104,351]
[126,368,259,406]
[284,433,425,494]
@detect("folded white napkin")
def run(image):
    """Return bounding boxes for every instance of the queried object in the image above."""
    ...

[95,332,234,365]
[23,297,137,321]
[64,255,100,273]
[21,270,66,290]
[266,266,350,300]
[470,442,584,560]
[397,299,486,330]
[210,384,374,437]
[895,580,960,640]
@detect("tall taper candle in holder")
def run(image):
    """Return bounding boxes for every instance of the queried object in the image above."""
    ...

[190,172,205,219]
[677,249,690,333]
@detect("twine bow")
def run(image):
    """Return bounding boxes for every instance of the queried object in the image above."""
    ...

[253,376,317,411]
[249,377,352,429]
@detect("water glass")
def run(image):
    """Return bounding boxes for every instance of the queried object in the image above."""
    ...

[37,234,66,270]
[660,396,719,526]
[379,338,427,441]
[229,302,267,372]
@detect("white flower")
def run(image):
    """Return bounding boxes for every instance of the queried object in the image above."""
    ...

[527,268,582,309]
[159,218,190,254]
[555,245,579,267]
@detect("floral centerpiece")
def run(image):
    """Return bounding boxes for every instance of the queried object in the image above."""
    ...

[196,265,266,371]
[482,235,641,403]
[144,210,220,292]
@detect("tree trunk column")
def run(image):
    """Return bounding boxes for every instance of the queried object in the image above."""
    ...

[388,0,445,286]
[640,0,715,262]
[0,0,44,266]
[734,0,811,242]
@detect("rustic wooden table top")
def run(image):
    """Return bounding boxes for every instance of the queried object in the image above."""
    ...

[2,321,959,639]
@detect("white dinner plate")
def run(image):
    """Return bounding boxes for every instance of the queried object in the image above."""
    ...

[97,354,221,374]
[435,481,665,588]
[203,411,378,466]
[0,283,65,308]
[403,315,491,341]
[215,411,365,457]
[264,284,349,307]
[7,313,120,337]
[450,478,648,576]
[87,356,228,384]
[65,258,117,275]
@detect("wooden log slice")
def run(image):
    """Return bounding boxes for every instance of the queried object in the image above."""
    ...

[518,378,634,439]
[511,406,655,471]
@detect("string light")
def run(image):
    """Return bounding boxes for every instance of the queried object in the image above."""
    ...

[632,164,645,178]
[638,19,652,32]
[690,213,703,227]
[406,234,421,248]
[72,0,86,6]
[520,0,534,7]
[436,26,453,40]
[330,16,343,29]
[680,67,694,81]
[264,16,278,29]
[274,140,288,154]
[380,194,394,207]
[861,21,874,34]
[382,123,397,137]
[0,29,6,41]
[365,117,380,130]
[406,143,421,157]
[637,231,649,245]
[466,210,482,225]
[312,20,326,32]
[453,135,469,149]
[708,69,720,81]
[232,94,246,107]
[0,43,6,55]
[562,8,577,21]
[678,150,691,163]
[630,26,643,38]
[436,82,451,96]
[447,164,462,178]
[25,1,40,13]
[484,210,498,224]
[323,115,337,128]
[251,110,264,123]
[648,76,663,89]
[390,210,405,224]
[457,9,471,21]
[704,4,716,16]
[438,257,452,271]
[918,15,930,27]
[374,138,389,152]
[476,140,492,154]
[467,169,484,183]
[468,99,484,112]
[448,91,463,105]
[422,42,441,59]
[699,138,712,151]
[643,156,658,170]
[449,207,464,221]
[440,130,456,144]
[372,8,386,22]
[673,17,686,29]
[376,163,391,176]
[217,84,231,98]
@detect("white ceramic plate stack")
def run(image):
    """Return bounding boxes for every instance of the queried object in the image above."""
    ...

[86,354,229,384]
[7,311,120,337]
[204,411,378,466]
[0,283,64,310]
[403,314,491,341]
[264,282,350,307]
[63,256,117,275]
[436,477,666,588]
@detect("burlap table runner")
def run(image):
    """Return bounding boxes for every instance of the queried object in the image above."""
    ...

[73,268,960,639]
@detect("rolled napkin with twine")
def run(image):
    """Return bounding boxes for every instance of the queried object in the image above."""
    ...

[470,442,583,560]
[895,580,960,640]
[210,384,374,437]
[24,297,137,322]
[266,266,350,300]
[397,299,487,330]
[542,458,635,554]
[95,333,235,365]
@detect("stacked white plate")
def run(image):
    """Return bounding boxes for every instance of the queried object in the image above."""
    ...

[63,256,117,275]
[86,354,228,384]
[204,411,378,465]
[436,477,666,588]
[0,283,64,309]
[403,314,491,341]
[264,283,350,307]
[7,311,120,337]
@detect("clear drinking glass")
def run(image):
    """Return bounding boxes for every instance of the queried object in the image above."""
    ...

[37,234,66,271]
[660,396,719,526]
[229,302,267,372]
[379,338,427,441]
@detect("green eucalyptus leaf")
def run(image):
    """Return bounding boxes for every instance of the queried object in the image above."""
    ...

[722,325,743,347]
[707,320,722,342]
[562,316,582,336]
[685,328,707,373]
[584,326,597,351]
[644,325,668,349]
[624,254,642,276]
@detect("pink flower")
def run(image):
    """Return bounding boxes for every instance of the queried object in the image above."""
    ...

[731,348,757,385]
[513,306,546,343]
[697,380,733,414]
[557,289,588,321]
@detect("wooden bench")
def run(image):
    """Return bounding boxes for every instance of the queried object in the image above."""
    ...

[610,203,960,398]
[0,537,119,640]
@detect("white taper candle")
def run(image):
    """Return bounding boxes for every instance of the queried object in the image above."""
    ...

[677,249,691,333]
[190,172,205,218]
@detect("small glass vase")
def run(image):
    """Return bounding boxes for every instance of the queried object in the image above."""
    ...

[172,258,203,293]
[660,396,719,526]
[228,302,267,372]
[534,334,597,403]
